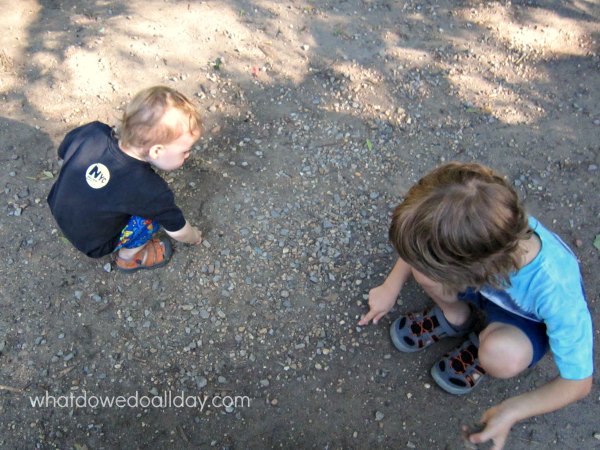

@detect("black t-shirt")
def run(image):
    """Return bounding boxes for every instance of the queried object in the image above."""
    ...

[47,122,186,258]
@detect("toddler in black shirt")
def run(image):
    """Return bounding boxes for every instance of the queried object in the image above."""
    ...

[48,86,203,272]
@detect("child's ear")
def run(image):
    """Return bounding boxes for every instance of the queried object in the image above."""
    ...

[148,144,164,160]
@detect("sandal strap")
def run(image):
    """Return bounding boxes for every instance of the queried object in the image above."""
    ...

[410,305,469,342]
[391,305,476,353]
[431,305,472,338]
[115,238,172,272]
[142,239,165,266]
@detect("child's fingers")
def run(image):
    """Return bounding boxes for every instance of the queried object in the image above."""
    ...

[358,310,377,325]
[372,311,386,324]
[358,309,387,326]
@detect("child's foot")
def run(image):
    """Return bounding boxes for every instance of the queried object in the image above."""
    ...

[430,332,486,395]
[115,237,172,273]
[390,305,475,352]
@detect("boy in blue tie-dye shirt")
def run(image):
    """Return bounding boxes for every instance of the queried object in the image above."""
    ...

[359,163,593,450]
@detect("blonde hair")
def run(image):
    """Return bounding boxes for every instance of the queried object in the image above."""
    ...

[117,86,202,151]
[389,162,531,292]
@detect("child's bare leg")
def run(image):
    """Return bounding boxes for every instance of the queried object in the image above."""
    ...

[118,243,148,261]
[478,323,533,378]
[411,268,471,327]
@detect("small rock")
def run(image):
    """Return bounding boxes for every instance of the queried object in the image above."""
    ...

[375,411,384,421]
[103,263,112,273]
[593,432,600,440]
[260,379,270,387]
[588,164,598,172]
[301,44,310,51]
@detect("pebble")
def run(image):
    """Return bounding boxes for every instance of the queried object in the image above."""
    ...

[103,263,112,273]
[375,411,384,421]
[593,432,600,440]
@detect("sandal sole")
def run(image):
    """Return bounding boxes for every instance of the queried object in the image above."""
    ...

[430,332,484,395]
[390,317,423,353]
[430,363,474,395]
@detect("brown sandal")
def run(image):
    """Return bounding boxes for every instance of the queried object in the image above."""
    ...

[115,237,173,273]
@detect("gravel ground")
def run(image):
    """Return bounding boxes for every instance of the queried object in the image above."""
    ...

[0,1,599,449]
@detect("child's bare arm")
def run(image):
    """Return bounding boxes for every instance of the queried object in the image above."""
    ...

[164,221,203,245]
[358,257,413,325]
[469,376,592,450]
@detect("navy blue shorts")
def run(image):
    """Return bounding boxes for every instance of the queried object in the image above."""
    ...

[458,290,549,367]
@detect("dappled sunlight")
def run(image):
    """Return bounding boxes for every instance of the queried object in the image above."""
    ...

[449,72,544,125]
[432,2,600,125]
[0,1,40,94]
[0,1,599,448]
[492,7,596,59]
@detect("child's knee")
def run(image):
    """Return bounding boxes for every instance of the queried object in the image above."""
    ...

[479,324,533,379]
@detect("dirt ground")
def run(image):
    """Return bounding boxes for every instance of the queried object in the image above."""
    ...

[0,0,599,449]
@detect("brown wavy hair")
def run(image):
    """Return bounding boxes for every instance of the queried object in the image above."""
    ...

[117,86,202,151]
[389,162,531,292]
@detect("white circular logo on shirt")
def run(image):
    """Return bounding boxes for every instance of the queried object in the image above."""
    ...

[85,163,110,189]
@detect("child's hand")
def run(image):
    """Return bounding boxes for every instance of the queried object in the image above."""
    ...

[467,402,517,450]
[189,226,203,245]
[358,283,399,326]
[165,222,203,245]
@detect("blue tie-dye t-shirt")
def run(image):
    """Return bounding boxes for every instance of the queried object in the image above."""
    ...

[480,217,593,380]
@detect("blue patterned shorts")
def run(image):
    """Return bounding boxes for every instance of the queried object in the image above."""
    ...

[114,216,160,251]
